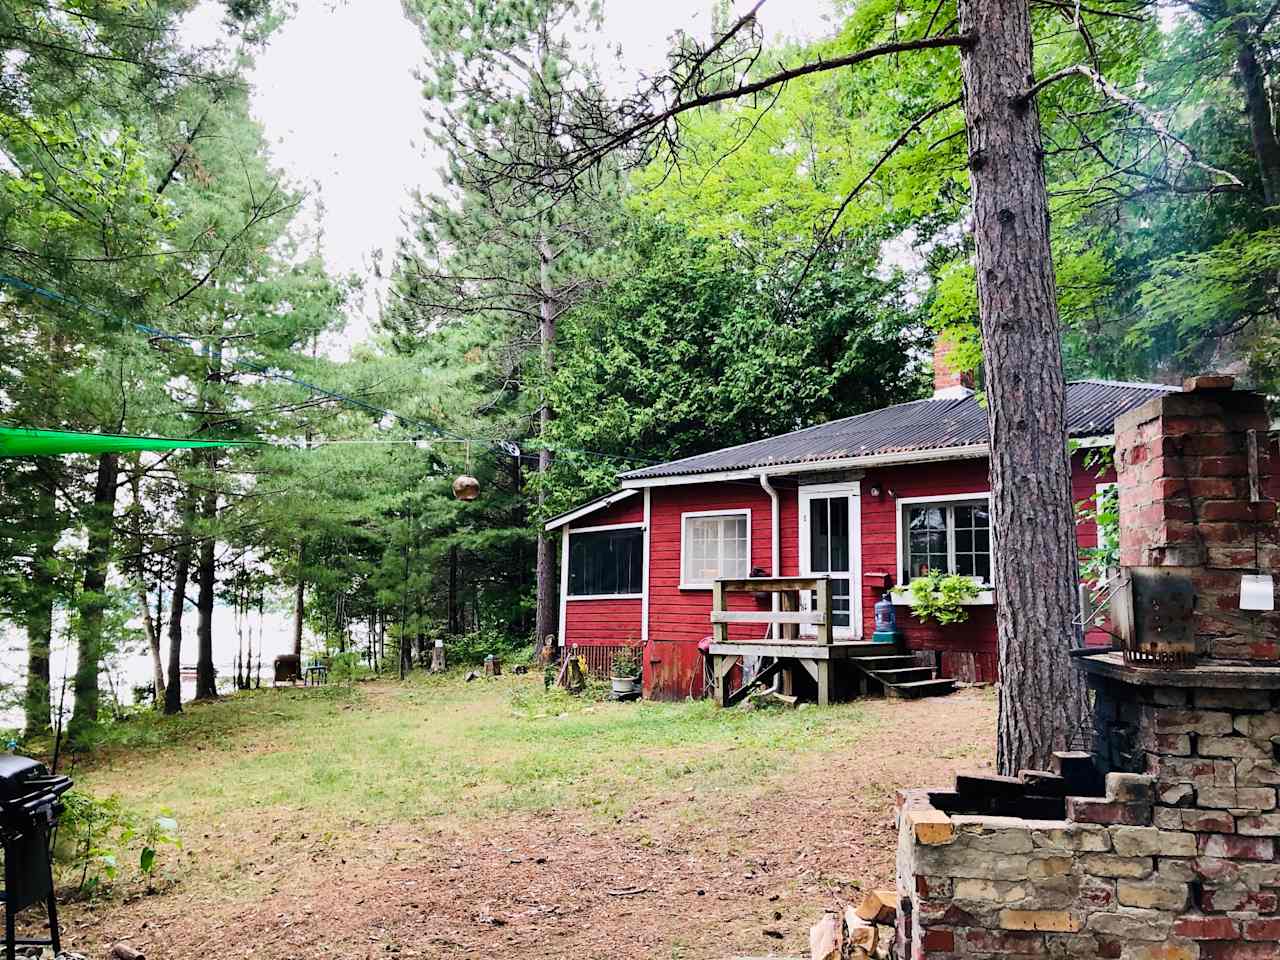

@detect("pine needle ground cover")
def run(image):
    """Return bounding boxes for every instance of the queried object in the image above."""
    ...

[57,675,994,959]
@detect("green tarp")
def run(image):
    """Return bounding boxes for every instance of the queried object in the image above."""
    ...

[0,427,248,458]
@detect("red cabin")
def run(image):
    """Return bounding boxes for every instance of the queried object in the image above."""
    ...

[546,349,1177,700]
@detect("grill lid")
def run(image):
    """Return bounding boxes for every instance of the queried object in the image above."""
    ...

[0,755,47,801]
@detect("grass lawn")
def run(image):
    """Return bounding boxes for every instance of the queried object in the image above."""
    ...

[48,672,996,960]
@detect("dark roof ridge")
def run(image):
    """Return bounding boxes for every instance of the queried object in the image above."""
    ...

[617,395,969,477]
[618,379,1177,481]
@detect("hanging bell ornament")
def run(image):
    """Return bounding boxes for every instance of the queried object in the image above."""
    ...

[452,474,480,501]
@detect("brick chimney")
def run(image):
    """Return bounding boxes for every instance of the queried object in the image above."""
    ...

[932,333,974,399]
[1114,374,1278,661]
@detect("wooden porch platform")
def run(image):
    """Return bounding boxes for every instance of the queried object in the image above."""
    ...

[707,575,955,706]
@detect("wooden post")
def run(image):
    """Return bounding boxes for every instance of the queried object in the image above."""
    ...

[779,587,798,641]
[713,653,739,707]
[815,578,832,645]
[816,660,831,707]
[712,580,728,644]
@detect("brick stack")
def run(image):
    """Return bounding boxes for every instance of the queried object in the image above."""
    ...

[1113,375,1277,661]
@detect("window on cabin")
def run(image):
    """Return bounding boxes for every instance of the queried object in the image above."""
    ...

[568,527,643,597]
[902,499,991,584]
[681,512,750,587]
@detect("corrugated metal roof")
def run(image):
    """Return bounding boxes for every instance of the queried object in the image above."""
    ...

[619,380,1177,481]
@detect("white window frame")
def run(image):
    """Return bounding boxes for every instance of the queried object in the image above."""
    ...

[895,492,994,590]
[798,482,863,639]
[679,508,751,591]
[565,522,646,601]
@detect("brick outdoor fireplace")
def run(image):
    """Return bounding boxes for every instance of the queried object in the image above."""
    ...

[895,377,1279,960]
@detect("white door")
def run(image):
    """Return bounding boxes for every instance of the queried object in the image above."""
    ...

[799,483,863,639]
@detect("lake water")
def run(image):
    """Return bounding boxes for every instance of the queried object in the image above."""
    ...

[0,599,359,731]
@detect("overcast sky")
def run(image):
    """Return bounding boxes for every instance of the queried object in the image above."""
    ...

[184,0,837,333]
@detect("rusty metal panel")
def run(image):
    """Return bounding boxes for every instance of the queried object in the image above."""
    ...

[569,642,642,680]
[644,639,715,700]
[1114,567,1197,666]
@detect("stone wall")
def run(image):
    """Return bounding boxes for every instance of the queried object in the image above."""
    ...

[897,677,1280,960]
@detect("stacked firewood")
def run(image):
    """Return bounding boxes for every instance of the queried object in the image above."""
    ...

[809,889,897,960]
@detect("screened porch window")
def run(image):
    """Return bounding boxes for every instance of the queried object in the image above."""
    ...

[681,511,750,588]
[902,499,991,585]
[568,527,643,597]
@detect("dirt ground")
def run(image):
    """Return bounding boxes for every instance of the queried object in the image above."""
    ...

[54,689,994,960]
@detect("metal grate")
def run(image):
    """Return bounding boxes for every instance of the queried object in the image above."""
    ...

[570,643,643,680]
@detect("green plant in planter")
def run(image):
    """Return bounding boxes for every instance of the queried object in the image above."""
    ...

[611,648,639,678]
[901,572,981,625]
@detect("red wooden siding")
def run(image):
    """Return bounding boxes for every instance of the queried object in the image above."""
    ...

[574,495,643,527]
[561,451,1120,697]
[858,451,1115,672]
[563,598,643,645]
[645,482,787,700]
[858,458,994,654]
[560,494,645,647]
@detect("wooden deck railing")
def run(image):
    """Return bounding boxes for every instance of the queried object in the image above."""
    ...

[710,575,833,645]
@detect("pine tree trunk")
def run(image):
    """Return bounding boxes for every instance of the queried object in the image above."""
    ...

[24,589,53,736]
[533,236,558,655]
[138,586,166,704]
[959,0,1090,774]
[23,476,56,736]
[194,477,217,699]
[23,471,57,735]
[164,497,194,716]
[1231,15,1280,215]
[129,470,166,705]
[71,452,120,739]
[293,542,305,658]
[448,543,460,635]
[194,338,222,701]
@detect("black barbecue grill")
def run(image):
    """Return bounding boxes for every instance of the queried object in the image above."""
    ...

[0,755,72,960]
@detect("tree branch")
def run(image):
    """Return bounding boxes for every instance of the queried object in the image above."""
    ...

[568,34,973,174]
[1017,64,1245,189]
[790,96,962,296]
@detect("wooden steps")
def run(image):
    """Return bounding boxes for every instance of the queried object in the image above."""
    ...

[848,643,956,700]
[886,677,957,699]
[872,666,935,684]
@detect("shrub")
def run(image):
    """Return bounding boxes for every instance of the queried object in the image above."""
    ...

[900,572,981,625]
[328,651,363,686]
[55,790,181,898]
[448,627,532,666]
[610,648,639,678]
